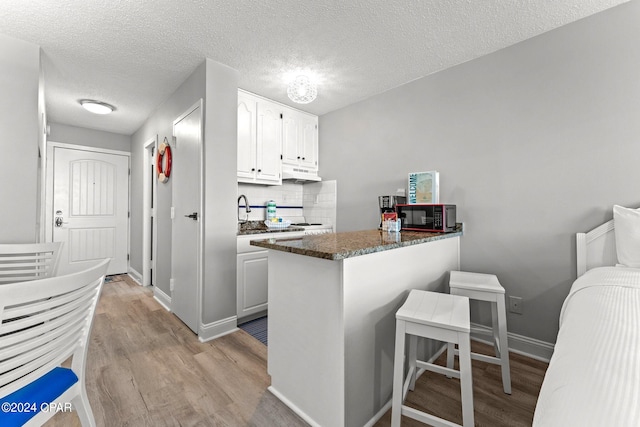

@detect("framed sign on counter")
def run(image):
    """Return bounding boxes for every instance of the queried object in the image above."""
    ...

[408,171,439,204]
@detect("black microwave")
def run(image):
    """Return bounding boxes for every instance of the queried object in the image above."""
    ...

[396,204,457,232]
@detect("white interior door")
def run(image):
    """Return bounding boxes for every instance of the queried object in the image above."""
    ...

[52,146,129,275]
[171,101,202,334]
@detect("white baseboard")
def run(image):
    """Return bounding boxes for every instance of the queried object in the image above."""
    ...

[153,287,171,312]
[198,316,239,343]
[126,267,143,286]
[471,322,554,362]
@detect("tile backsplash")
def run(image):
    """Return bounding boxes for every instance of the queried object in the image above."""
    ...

[302,180,337,227]
[237,181,337,228]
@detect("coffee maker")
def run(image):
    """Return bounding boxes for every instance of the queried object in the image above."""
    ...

[378,195,406,227]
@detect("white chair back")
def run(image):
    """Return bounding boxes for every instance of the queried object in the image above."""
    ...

[0,242,62,284]
[0,258,109,425]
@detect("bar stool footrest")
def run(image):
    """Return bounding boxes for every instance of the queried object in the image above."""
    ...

[416,359,460,379]
[450,347,503,366]
[402,405,463,427]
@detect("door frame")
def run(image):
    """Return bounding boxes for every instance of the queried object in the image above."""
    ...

[143,136,158,287]
[172,99,204,334]
[44,142,131,270]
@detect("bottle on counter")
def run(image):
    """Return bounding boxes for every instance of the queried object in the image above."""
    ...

[266,200,277,221]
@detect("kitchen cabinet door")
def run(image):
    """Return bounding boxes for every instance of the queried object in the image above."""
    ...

[237,91,257,180]
[237,91,282,185]
[237,251,268,319]
[299,113,318,170]
[255,100,283,183]
[282,108,318,171]
[282,112,300,166]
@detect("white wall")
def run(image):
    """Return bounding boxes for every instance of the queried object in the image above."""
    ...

[0,33,40,243]
[201,58,239,325]
[130,59,239,328]
[48,123,131,152]
[131,61,206,301]
[319,1,640,344]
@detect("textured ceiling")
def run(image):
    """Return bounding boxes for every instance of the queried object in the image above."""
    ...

[0,0,629,135]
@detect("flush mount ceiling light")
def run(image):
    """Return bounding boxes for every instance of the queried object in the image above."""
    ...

[79,99,115,115]
[287,75,317,104]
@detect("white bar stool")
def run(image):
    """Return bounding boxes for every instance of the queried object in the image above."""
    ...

[447,271,511,394]
[391,290,474,427]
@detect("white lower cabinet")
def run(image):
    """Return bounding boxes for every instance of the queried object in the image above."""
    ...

[237,232,304,321]
[237,250,269,319]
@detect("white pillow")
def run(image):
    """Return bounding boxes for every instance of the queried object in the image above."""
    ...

[613,205,640,268]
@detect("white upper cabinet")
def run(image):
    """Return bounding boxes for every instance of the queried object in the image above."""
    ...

[282,109,318,171]
[282,112,299,166]
[237,92,258,180]
[237,91,282,185]
[238,89,319,185]
[256,100,283,182]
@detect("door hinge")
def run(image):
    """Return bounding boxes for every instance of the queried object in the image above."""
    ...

[280,154,283,160]
[280,113,283,119]
[128,211,130,218]
[128,168,131,175]
[127,254,130,261]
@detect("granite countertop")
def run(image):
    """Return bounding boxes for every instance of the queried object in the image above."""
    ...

[237,220,304,236]
[250,224,463,260]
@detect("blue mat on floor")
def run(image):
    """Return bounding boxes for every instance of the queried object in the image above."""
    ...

[239,316,268,345]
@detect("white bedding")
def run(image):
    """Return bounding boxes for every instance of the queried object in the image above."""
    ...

[533,266,640,426]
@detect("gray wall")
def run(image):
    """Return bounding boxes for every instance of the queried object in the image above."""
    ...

[202,59,239,324]
[130,59,238,327]
[0,34,40,243]
[319,1,640,344]
[131,62,206,300]
[48,123,131,152]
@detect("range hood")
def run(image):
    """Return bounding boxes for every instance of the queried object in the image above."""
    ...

[282,166,322,182]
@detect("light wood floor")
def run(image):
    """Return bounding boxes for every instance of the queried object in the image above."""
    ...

[46,275,548,427]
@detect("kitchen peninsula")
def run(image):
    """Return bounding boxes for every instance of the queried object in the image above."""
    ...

[251,226,463,427]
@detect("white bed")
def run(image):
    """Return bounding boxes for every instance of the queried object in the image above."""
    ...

[533,217,640,426]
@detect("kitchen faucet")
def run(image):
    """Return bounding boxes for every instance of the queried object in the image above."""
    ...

[237,194,252,222]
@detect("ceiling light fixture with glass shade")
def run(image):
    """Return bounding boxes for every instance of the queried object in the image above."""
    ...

[79,99,115,115]
[287,75,317,104]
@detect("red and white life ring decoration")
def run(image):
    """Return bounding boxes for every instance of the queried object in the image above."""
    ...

[156,139,172,183]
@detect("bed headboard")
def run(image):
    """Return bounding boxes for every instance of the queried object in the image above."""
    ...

[576,219,618,277]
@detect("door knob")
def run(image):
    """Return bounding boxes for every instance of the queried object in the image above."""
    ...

[185,212,198,220]
[55,217,63,227]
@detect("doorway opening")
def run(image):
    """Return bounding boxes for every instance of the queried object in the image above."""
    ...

[143,137,157,287]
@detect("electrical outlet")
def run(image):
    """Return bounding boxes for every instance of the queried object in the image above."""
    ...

[509,296,523,314]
